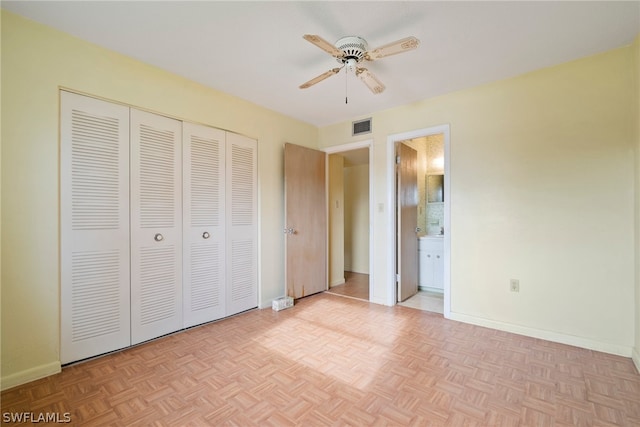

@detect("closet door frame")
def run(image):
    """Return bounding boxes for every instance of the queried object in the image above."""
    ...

[61,91,260,362]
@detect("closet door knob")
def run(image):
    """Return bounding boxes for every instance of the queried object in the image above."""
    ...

[154,233,164,242]
[202,231,210,239]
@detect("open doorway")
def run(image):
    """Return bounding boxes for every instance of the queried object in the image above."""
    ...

[397,135,446,313]
[324,141,373,302]
[386,126,451,317]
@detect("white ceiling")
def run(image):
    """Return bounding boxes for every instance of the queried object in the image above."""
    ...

[3,1,639,127]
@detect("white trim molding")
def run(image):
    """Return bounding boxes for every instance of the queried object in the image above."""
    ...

[324,140,375,304]
[1,361,61,391]
[450,311,633,358]
[386,125,451,317]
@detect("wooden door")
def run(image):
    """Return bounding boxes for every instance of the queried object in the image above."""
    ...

[182,123,226,327]
[397,143,419,302]
[284,143,327,298]
[225,133,258,316]
[130,109,183,345]
[60,91,131,364]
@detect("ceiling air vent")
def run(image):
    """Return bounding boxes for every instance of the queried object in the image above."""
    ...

[352,118,372,136]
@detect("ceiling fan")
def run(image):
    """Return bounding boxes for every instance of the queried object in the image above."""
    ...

[299,34,420,96]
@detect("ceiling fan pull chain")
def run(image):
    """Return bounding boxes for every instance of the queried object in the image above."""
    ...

[345,67,348,104]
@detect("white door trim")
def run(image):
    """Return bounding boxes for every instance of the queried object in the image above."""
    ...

[386,126,451,318]
[323,140,375,303]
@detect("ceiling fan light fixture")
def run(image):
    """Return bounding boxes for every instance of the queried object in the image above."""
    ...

[345,58,358,72]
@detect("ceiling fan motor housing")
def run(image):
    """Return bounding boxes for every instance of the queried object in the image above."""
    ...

[335,36,369,66]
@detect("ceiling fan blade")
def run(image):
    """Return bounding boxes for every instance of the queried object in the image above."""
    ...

[365,36,420,60]
[303,34,344,58]
[356,67,385,94]
[299,67,342,89]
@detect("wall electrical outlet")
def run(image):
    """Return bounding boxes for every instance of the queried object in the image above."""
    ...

[510,279,520,292]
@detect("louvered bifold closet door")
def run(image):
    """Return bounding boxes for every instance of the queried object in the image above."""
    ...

[130,109,183,345]
[60,91,131,364]
[182,123,226,327]
[226,133,258,316]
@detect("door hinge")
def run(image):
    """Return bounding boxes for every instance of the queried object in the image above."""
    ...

[395,155,401,164]
[396,273,400,282]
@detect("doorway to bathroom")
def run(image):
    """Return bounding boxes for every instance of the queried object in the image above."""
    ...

[387,125,451,317]
[325,140,373,302]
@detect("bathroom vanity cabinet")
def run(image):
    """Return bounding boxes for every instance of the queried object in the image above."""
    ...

[418,236,444,292]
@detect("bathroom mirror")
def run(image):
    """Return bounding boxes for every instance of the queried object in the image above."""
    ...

[427,174,444,203]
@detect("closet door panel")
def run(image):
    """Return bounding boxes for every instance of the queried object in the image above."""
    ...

[130,109,182,345]
[60,91,131,364]
[182,123,226,327]
[226,133,258,316]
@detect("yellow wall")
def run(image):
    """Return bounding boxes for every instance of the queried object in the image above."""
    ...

[344,165,370,274]
[2,8,638,389]
[0,11,317,389]
[328,154,345,287]
[319,45,637,356]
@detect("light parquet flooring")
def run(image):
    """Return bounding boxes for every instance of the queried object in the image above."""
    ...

[2,293,639,426]
[325,272,369,301]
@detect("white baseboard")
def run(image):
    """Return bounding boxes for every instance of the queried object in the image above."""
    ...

[419,286,444,294]
[448,312,633,358]
[330,278,346,288]
[1,361,61,391]
[370,296,389,306]
[632,348,640,373]
[259,299,271,309]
